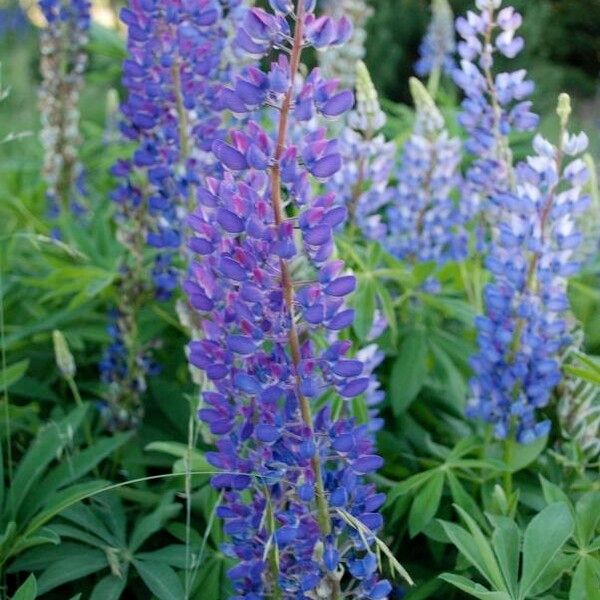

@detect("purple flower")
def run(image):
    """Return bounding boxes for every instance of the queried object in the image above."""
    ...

[468,100,591,444]
[453,1,538,237]
[115,0,248,299]
[185,3,390,597]
[415,0,456,83]
[382,78,468,265]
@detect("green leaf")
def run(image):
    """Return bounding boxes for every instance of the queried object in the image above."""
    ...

[90,575,127,600]
[145,441,212,472]
[352,277,376,340]
[539,476,571,506]
[129,496,181,553]
[503,435,547,472]
[519,502,574,599]
[570,555,600,600]
[12,574,37,600]
[386,470,437,505]
[390,331,428,415]
[409,470,444,537]
[529,552,577,597]
[7,405,88,517]
[7,527,60,557]
[8,542,87,573]
[0,359,29,391]
[374,280,397,341]
[439,573,512,600]
[491,517,520,598]
[574,492,600,548]
[134,560,185,600]
[446,472,486,529]
[454,506,507,592]
[20,480,109,546]
[23,433,132,521]
[36,548,108,594]
[60,502,122,547]
[137,545,190,569]
[439,521,498,589]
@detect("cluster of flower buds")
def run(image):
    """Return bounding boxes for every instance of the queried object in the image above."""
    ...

[38,0,90,223]
[383,78,468,265]
[468,95,591,443]
[184,2,391,598]
[319,0,373,89]
[327,61,395,236]
[415,0,456,94]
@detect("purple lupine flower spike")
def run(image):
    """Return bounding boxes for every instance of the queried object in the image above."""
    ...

[468,94,591,443]
[185,2,393,597]
[415,0,456,96]
[384,78,467,265]
[453,0,538,233]
[328,61,395,237]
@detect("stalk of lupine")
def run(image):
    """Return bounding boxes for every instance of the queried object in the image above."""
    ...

[415,0,455,97]
[115,0,246,300]
[468,95,591,443]
[102,1,242,426]
[185,2,391,598]
[380,78,467,265]
[319,0,373,88]
[38,0,90,222]
[327,61,395,236]
[454,0,538,225]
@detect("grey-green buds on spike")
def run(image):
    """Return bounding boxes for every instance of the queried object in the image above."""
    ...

[350,61,386,134]
[409,77,444,134]
[557,93,572,129]
[53,329,76,379]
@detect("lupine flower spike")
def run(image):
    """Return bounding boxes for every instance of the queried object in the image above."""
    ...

[415,0,456,97]
[101,1,249,427]
[454,0,538,235]
[468,94,591,443]
[320,0,373,89]
[328,61,395,236]
[185,1,397,597]
[38,0,90,224]
[383,78,467,267]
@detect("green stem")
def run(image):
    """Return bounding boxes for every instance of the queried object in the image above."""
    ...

[66,376,94,449]
[502,438,513,499]
[0,251,14,522]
